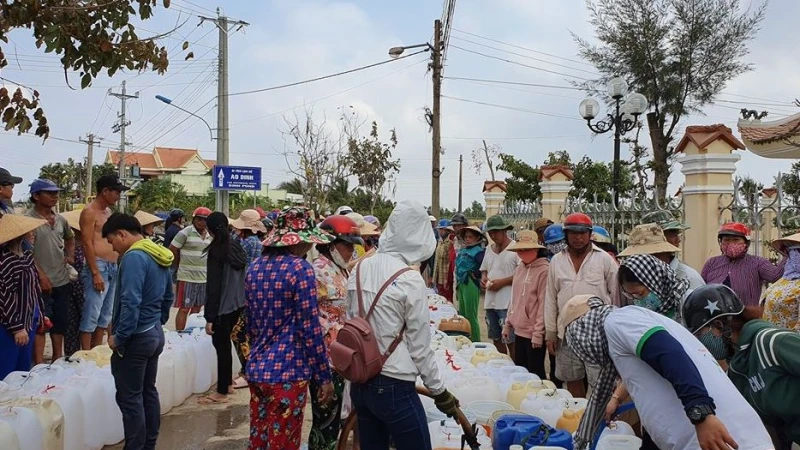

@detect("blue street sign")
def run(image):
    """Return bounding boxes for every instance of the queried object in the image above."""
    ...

[212,165,262,191]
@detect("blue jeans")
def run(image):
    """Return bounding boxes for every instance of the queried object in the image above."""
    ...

[486,308,514,343]
[80,260,117,332]
[0,310,37,380]
[110,326,165,450]
[350,375,432,450]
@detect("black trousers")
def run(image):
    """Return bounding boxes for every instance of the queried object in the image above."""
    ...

[513,335,547,380]
[211,309,241,395]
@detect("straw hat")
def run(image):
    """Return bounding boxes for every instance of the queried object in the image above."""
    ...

[557,294,599,339]
[534,217,554,232]
[134,210,165,227]
[508,230,545,251]
[60,210,83,232]
[456,225,486,240]
[771,232,800,253]
[346,212,380,237]
[231,209,267,233]
[618,223,681,257]
[0,214,47,245]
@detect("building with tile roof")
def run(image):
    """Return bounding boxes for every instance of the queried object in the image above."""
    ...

[737,112,800,159]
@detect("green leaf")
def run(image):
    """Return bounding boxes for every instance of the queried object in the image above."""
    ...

[81,73,92,89]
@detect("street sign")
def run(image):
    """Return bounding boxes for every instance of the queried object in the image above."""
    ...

[212,165,262,191]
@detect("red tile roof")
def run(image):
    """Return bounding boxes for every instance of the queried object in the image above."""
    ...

[738,113,800,144]
[482,180,507,193]
[107,151,157,168]
[204,159,216,168]
[154,147,206,169]
[538,164,574,181]
[674,124,745,154]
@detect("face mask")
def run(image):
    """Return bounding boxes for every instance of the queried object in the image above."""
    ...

[547,241,567,255]
[721,241,748,259]
[634,292,662,311]
[331,246,349,269]
[518,250,539,264]
[698,331,730,361]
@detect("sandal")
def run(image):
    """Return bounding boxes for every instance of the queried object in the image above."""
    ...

[232,376,249,389]
[198,395,229,405]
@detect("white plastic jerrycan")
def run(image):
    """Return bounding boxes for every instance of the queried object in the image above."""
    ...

[598,420,636,441]
[64,375,109,450]
[35,385,85,450]
[450,375,503,404]
[0,406,41,450]
[597,435,642,450]
[507,379,556,409]
[156,351,176,414]
[91,367,124,445]
[10,396,65,450]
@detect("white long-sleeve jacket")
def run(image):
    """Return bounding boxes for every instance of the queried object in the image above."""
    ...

[346,200,445,395]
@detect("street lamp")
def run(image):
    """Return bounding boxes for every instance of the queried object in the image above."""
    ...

[579,77,648,205]
[155,95,216,141]
[388,42,433,58]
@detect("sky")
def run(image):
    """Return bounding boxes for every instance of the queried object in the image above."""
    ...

[2,0,799,210]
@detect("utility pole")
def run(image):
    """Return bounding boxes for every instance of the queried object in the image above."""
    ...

[200,9,248,216]
[458,154,463,213]
[110,80,138,211]
[79,134,101,203]
[431,19,443,219]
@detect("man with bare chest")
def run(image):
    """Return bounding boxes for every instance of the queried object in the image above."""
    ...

[79,175,128,349]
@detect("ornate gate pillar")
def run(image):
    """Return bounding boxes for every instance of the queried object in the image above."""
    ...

[677,125,745,270]
[539,165,574,221]
[483,181,507,220]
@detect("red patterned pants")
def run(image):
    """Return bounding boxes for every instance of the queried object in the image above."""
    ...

[437,283,453,303]
[248,381,309,450]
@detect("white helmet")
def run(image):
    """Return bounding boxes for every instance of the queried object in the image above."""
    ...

[335,205,354,215]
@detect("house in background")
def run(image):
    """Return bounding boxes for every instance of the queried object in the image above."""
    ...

[105,146,298,203]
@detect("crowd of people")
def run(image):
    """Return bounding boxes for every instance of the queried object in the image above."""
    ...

[1,162,799,450]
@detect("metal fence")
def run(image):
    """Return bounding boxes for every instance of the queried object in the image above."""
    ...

[498,201,543,240]
[563,195,685,250]
[719,175,800,258]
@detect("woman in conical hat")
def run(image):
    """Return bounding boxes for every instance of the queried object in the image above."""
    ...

[0,214,47,379]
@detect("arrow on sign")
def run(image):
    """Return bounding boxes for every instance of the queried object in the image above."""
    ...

[217,169,225,184]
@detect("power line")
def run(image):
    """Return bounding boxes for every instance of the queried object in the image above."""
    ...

[450,36,599,76]
[449,45,589,80]
[227,49,429,97]
[442,95,583,121]
[451,27,595,68]
[442,134,587,141]
[445,76,583,91]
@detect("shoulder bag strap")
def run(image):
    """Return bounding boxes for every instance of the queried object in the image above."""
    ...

[362,266,415,360]
[356,261,366,318]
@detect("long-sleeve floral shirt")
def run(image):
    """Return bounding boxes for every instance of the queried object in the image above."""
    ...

[312,255,348,353]
[245,253,331,385]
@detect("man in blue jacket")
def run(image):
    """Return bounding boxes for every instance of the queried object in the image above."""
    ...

[102,213,174,450]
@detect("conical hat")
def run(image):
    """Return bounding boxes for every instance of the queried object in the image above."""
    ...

[60,210,82,232]
[0,214,47,245]
[134,210,164,227]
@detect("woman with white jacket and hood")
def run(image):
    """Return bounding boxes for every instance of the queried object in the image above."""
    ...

[346,200,460,450]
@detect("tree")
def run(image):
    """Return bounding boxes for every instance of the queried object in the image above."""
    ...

[574,0,766,201]
[277,178,305,195]
[39,160,80,210]
[463,200,486,220]
[497,150,635,204]
[281,108,351,212]
[130,177,187,212]
[343,121,401,214]
[472,140,500,181]
[779,162,800,204]
[1,1,188,138]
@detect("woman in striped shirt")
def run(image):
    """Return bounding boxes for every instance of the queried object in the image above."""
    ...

[0,214,47,379]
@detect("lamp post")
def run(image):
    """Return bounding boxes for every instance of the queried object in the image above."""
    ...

[155,95,216,141]
[578,77,648,205]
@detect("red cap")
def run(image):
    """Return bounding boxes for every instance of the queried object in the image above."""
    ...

[192,207,212,218]
[563,212,593,232]
[718,222,750,240]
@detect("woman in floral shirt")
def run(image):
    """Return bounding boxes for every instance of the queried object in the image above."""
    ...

[763,233,800,331]
[244,207,334,450]
[310,215,363,450]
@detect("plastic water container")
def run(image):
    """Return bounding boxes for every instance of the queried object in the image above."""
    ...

[70,350,99,364]
[492,414,545,450]
[10,397,65,450]
[0,406,42,450]
[598,421,636,441]
[3,371,46,394]
[425,406,478,425]
[539,397,569,427]
[507,379,556,409]
[186,312,207,331]
[477,358,515,377]
[91,367,124,445]
[31,363,75,385]
[92,345,114,367]
[64,375,109,450]
[36,385,85,450]
[450,376,503,404]
[156,352,175,414]
[54,356,99,376]
[467,400,514,436]
[185,333,212,393]
[429,418,492,449]
[565,397,588,412]
[555,408,581,433]
[470,349,511,366]
[168,346,190,406]
[597,435,642,450]
[520,426,573,450]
